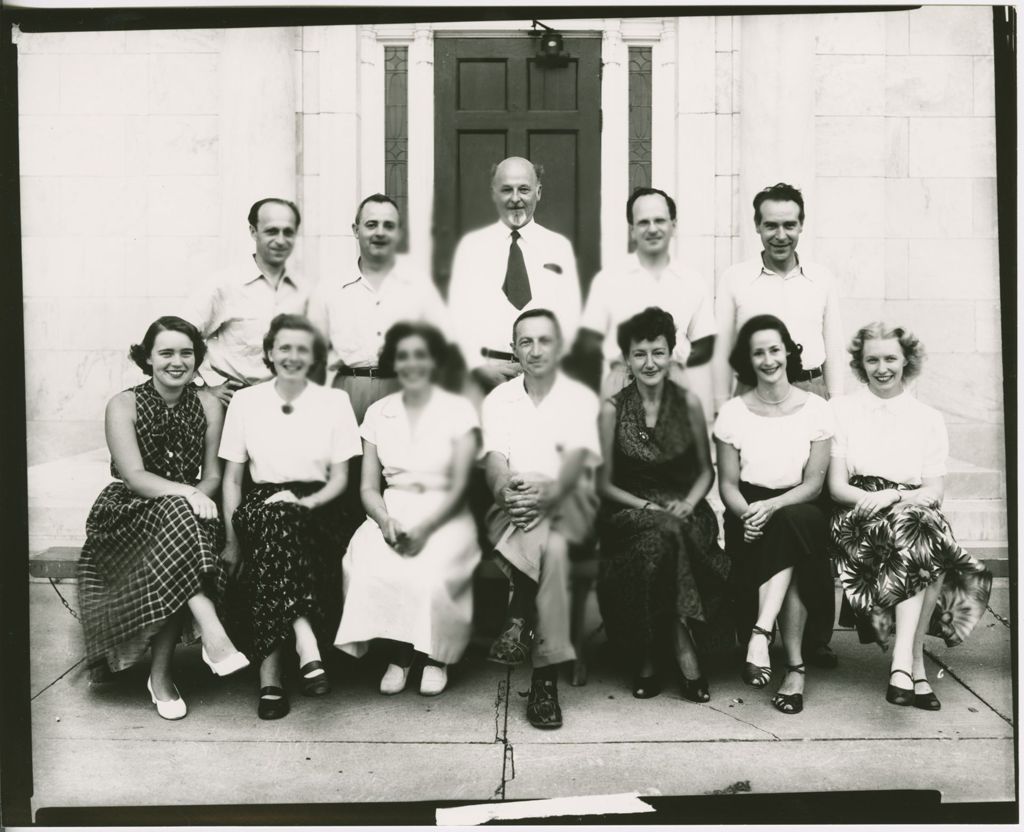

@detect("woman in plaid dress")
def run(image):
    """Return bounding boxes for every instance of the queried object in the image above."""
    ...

[78,316,249,721]
[220,314,362,720]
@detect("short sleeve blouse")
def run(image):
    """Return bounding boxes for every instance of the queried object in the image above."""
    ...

[219,381,362,484]
[713,392,834,489]
[360,388,479,491]
[830,389,948,485]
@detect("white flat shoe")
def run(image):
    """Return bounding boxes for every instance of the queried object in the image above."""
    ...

[419,664,448,696]
[380,663,410,695]
[202,645,250,677]
[147,676,187,720]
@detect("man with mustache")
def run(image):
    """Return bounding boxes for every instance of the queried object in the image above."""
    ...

[712,181,844,670]
[186,198,307,405]
[307,193,448,423]
[577,187,717,398]
[448,156,581,402]
[481,308,601,729]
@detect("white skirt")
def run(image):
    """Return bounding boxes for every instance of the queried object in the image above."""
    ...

[333,487,482,664]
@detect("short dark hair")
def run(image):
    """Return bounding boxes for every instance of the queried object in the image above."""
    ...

[129,316,206,375]
[848,322,925,383]
[626,187,677,224]
[354,193,401,226]
[377,321,450,379]
[261,313,327,375]
[616,306,677,357]
[248,198,301,229]
[752,183,805,224]
[511,308,562,343]
[729,314,805,386]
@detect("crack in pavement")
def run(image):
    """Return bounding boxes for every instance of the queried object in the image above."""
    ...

[925,647,1013,726]
[31,657,86,702]
[703,702,781,740]
[491,667,513,800]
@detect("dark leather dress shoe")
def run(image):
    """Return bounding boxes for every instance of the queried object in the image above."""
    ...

[526,678,563,729]
[258,686,290,720]
[299,661,330,696]
[487,617,534,666]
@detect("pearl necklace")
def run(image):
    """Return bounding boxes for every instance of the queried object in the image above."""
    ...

[754,386,793,406]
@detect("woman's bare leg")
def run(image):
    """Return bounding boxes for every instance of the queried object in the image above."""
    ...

[747,567,794,668]
[776,581,807,697]
[186,592,240,662]
[149,614,182,700]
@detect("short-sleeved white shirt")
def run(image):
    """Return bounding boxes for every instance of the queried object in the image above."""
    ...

[481,372,601,479]
[830,388,948,485]
[580,254,716,365]
[361,388,479,491]
[219,381,362,484]
[713,393,834,489]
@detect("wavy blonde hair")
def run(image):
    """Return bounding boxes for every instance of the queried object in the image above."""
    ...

[848,322,924,383]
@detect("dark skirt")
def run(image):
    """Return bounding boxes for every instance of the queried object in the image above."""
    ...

[597,499,731,654]
[225,481,350,664]
[830,474,993,649]
[78,483,227,676]
[725,482,833,647]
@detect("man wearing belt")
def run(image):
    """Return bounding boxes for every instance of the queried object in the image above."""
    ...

[577,187,716,399]
[448,156,581,402]
[186,198,307,405]
[307,193,449,424]
[712,181,844,669]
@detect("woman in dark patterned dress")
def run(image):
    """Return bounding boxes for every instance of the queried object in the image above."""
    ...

[78,316,249,721]
[828,323,992,710]
[596,307,729,702]
[219,314,362,720]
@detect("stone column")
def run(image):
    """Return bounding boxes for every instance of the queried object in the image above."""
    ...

[407,24,435,277]
[600,19,629,274]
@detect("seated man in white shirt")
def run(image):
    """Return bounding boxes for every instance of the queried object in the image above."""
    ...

[482,309,601,730]
[448,157,581,402]
[712,182,843,669]
[576,187,716,398]
[307,193,449,424]
[186,198,308,406]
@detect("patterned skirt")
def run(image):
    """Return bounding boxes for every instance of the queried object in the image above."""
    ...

[597,499,731,654]
[830,475,992,649]
[225,482,350,664]
[77,482,226,677]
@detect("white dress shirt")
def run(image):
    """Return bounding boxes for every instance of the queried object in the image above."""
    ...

[713,393,834,489]
[714,255,844,407]
[218,381,362,484]
[448,220,581,369]
[307,259,449,369]
[185,256,308,387]
[481,372,601,479]
[581,253,716,365]
[830,388,948,485]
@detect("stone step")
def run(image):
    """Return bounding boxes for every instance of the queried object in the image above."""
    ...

[947,422,1006,470]
[942,498,1008,542]
[946,458,1006,500]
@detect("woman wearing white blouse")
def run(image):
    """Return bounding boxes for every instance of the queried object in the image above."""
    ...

[713,314,835,715]
[219,314,362,720]
[828,323,992,711]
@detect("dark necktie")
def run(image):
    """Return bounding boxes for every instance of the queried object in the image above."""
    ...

[502,229,532,310]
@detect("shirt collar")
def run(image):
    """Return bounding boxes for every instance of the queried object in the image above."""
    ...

[499,219,538,242]
[240,254,298,288]
[861,386,912,413]
[514,369,564,404]
[758,252,804,281]
[631,252,678,280]
[346,259,411,292]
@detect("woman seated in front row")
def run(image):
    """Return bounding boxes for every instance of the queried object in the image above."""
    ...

[78,316,248,721]
[219,313,362,720]
[713,314,835,715]
[595,307,729,703]
[828,322,992,710]
[334,322,481,696]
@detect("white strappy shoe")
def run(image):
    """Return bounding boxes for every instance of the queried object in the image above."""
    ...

[147,676,187,720]
[201,645,250,677]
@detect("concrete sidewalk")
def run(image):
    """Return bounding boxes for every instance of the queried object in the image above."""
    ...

[27,580,1014,815]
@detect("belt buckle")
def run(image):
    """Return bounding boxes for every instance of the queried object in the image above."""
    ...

[366,367,377,380]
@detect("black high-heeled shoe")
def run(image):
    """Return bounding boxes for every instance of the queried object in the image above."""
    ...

[257,686,290,720]
[771,664,805,714]
[632,672,662,699]
[913,678,941,711]
[886,669,915,706]
[742,625,775,688]
[680,674,710,703]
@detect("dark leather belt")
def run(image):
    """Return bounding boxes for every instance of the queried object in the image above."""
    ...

[334,366,395,379]
[793,365,823,381]
[480,348,517,362]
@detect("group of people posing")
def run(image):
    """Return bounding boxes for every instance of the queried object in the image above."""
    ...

[77,157,993,731]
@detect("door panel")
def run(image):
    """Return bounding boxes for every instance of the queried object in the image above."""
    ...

[434,36,602,296]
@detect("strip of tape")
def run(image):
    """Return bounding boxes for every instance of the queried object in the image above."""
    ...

[435,791,655,826]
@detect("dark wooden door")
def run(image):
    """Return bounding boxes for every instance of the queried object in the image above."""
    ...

[433,36,602,296]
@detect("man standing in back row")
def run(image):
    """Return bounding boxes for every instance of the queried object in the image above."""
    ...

[448,156,581,401]
[712,181,843,669]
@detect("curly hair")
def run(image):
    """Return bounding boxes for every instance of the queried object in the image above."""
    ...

[753,182,805,224]
[729,314,805,386]
[261,313,328,375]
[616,306,677,357]
[129,316,206,375]
[377,321,450,379]
[847,322,924,383]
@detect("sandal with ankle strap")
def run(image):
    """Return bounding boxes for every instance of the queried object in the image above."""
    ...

[771,664,805,714]
[913,677,941,711]
[886,669,915,706]
[742,625,775,688]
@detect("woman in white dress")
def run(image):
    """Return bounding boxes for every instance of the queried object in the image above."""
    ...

[714,314,835,715]
[828,322,992,710]
[334,322,481,696]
